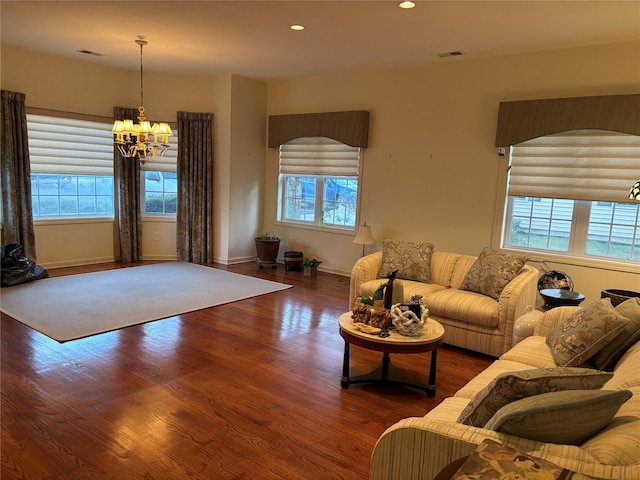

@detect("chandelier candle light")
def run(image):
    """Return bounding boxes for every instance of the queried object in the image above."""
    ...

[112,36,172,163]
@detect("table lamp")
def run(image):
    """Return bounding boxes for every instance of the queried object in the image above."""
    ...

[353,221,375,257]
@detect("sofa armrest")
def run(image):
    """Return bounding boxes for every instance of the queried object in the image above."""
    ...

[370,417,636,480]
[348,251,382,309]
[496,264,539,353]
[534,305,582,336]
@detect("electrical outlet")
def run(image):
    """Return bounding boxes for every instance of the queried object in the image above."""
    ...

[154,232,160,241]
[306,239,311,247]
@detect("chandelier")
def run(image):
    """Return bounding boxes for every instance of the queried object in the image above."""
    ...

[112,36,172,164]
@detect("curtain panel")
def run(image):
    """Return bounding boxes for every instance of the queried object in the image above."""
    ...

[268,110,370,148]
[495,94,640,147]
[113,106,142,263]
[176,111,214,264]
[1,90,36,259]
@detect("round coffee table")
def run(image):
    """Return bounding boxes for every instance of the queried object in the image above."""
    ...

[338,312,444,397]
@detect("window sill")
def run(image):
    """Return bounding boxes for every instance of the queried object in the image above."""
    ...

[34,217,114,226]
[500,246,640,275]
[275,220,355,236]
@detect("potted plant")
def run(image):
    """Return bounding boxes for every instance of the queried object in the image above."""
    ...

[255,232,280,269]
[302,258,322,276]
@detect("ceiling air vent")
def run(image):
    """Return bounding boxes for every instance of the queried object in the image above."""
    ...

[438,51,463,58]
[76,49,105,57]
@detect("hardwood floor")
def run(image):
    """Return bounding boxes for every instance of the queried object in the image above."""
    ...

[1,261,493,479]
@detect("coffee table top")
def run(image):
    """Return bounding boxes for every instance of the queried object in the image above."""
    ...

[338,312,444,346]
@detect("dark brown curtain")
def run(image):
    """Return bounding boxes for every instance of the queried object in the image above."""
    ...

[1,90,36,259]
[176,111,214,264]
[113,106,142,262]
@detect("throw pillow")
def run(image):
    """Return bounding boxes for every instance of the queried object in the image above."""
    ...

[457,367,613,427]
[460,247,528,300]
[484,389,632,445]
[546,298,630,367]
[592,297,640,371]
[377,239,434,284]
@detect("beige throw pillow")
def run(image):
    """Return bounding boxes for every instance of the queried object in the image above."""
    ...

[546,298,629,367]
[484,389,632,445]
[592,297,640,370]
[460,247,528,300]
[377,239,434,283]
[457,367,613,427]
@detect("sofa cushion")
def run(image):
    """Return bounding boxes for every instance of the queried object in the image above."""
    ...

[546,299,629,367]
[427,289,498,327]
[457,367,613,427]
[359,279,446,302]
[377,239,434,283]
[499,336,559,369]
[591,297,640,371]
[460,247,528,300]
[484,389,633,445]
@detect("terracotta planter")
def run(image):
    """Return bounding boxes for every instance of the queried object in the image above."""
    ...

[255,238,280,269]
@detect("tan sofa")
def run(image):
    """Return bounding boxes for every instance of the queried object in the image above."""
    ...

[349,250,539,357]
[370,304,640,480]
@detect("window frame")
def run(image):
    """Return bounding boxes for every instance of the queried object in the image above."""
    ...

[140,170,178,217]
[493,147,639,273]
[276,137,362,232]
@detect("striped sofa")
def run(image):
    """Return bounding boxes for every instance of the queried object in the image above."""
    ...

[349,250,539,357]
[370,305,640,480]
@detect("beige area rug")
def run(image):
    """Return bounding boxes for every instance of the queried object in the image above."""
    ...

[0,262,291,342]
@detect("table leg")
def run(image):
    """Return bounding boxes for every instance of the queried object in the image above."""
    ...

[341,341,351,388]
[381,352,390,380]
[427,348,438,397]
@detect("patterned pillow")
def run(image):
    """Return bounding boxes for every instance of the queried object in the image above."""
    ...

[591,297,640,370]
[460,247,528,300]
[457,367,613,427]
[377,239,434,283]
[484,389,632,445]
[546,298,630,367]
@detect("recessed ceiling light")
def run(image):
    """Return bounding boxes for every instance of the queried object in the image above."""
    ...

[290,24,305,31]
[399,1,416,9]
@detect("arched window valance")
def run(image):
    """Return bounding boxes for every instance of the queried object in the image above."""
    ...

[495,94,640,147]
[268,110,370,148]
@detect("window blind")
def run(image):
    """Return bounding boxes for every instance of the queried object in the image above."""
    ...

[279,137,360,176]
[140,130,178,172]
[508,129,640,203]
[27,114,114,175]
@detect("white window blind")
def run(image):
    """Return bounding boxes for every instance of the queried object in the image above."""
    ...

[27,114,114,175]
[140,130,178,172]
[509,129,640,203]
[279,137,360,176]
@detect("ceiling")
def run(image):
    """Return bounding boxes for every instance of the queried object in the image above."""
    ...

[2,1,639,81]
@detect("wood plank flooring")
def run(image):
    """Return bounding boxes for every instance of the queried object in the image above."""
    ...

[1,261,493,479]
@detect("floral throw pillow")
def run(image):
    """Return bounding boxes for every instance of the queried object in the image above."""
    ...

[460,247,528,300]
[546,298,630,367]
[377,239,434,284]
[457,367,613,427]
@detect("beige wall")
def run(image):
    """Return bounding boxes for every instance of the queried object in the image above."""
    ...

[1,44,266,267]
[2,41,639,302]
[265,41,640,302]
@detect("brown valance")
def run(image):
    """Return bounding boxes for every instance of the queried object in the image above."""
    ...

[495,94,640,147]
[268,110,370,148]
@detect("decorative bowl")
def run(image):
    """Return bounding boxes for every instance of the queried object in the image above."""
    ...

[601,289,640,307]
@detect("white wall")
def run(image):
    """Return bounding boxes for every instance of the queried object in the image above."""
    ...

[265,41,640,302]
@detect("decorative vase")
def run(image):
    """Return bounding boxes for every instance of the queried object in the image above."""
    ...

[254,238,280,269]
[284,251,303,271]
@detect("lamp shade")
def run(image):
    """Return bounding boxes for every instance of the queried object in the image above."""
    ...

[629,181,640,200]
[353,224,375,245]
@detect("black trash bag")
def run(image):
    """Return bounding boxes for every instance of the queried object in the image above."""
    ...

[1,243,49,287]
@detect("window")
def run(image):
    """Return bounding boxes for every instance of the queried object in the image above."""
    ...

[502,130,640,262]
[27,113,114,219]
[142,171,177,214]
[139,130,178,215]
[278,137,361,229]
